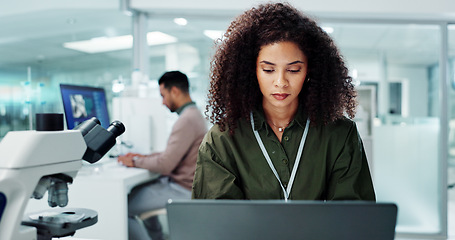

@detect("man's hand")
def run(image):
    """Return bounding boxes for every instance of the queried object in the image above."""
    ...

[118,153,143,167]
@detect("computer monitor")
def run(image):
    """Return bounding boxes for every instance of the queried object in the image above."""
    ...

[60,84,110,129]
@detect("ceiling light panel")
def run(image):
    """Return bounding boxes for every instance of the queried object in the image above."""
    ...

[63,31,177,54]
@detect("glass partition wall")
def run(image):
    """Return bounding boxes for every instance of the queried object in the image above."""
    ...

[321,21,447,238]
[0,8,451,239]
[338,22,445,238]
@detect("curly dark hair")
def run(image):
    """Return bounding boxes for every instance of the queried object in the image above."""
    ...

[207,2,357,134]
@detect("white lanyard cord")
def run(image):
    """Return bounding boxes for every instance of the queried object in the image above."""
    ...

[250,112,310,202]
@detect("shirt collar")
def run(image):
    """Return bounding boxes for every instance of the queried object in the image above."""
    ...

[176,101,195,115]
[251,104,308,132]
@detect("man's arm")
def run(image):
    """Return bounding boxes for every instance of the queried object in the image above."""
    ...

[131,115,197,174]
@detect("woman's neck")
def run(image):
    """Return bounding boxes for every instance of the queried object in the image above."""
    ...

[262,100,298,131]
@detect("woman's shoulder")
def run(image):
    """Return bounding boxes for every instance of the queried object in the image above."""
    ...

[199,123,237,160]
[203,119,252,144]
[206,123,225,136]
[315,116,357,136]
[203,123,231,143]
[332,116,356,127]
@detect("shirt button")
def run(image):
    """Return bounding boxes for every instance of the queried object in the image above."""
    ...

[282,159,288,165]
[284,136,289,141]
[283,182,288,188]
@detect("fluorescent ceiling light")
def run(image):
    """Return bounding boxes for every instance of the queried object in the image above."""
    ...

[63,35,133,54]
[203,30,224,40]
[146,32,177,45]
[63,31,177,54]
[174,18,188,26]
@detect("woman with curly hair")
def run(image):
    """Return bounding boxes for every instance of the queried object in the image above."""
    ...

[192,2,375,201]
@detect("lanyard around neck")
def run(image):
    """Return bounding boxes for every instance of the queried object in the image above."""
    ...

[250,112,310,201]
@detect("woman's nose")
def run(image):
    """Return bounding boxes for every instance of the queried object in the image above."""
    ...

[275,71,288,88]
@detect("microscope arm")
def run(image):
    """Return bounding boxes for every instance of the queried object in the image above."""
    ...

[0,130,86,240]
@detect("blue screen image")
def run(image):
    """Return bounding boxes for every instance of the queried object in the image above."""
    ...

[60,84,110,129]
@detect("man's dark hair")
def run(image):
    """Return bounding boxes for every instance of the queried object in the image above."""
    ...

[158,71,190,93]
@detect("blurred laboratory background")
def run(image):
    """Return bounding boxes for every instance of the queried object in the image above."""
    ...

[1,0,455,239]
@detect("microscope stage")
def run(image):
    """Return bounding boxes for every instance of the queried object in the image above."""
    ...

[22,208,97,240]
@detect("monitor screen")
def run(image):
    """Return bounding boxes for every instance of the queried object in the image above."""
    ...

[60,84,110,129]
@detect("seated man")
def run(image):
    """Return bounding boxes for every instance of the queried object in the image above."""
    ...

[118,71,207,240]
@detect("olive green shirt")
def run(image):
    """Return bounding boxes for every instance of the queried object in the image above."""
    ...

[192,107,375,201]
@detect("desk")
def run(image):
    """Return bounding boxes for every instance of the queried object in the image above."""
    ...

[25,159,160,240]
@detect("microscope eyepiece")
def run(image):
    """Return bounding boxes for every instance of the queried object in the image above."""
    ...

[74,117,101,136]
[74,118,125,163]
[106,120,125,138]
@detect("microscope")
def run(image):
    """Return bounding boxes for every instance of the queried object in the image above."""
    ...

[0,113,125,240]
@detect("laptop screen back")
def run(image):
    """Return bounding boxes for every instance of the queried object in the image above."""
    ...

[166,200,397,240]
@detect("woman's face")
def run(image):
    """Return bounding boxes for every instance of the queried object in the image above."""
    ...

[256,41,308,110]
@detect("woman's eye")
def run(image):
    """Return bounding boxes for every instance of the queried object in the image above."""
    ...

[263,69,274,73]
[288,69,301,73]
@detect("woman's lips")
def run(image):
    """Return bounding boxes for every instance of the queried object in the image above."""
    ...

[272,93,290,100]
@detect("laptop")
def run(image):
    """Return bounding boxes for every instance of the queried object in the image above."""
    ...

[166,200,397,240]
